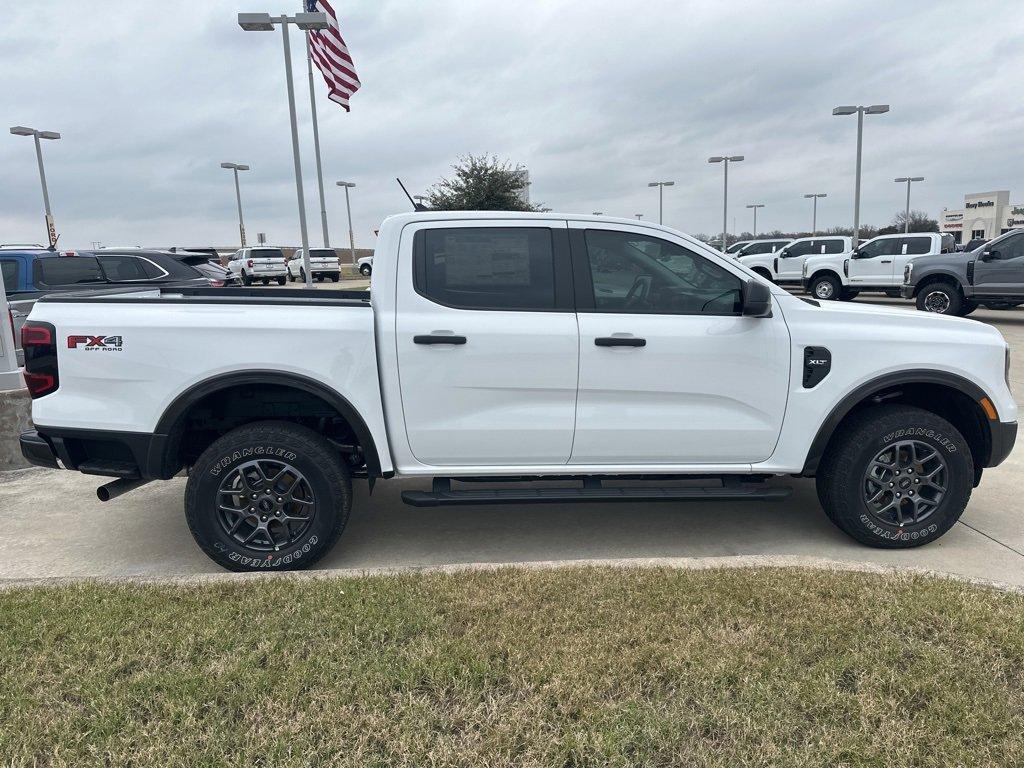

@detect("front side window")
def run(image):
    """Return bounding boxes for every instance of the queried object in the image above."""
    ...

[34,256,104,286]
[583,230,741,315]
[783,240,814,258]
[418,227,556,310]
[990,233,1024,260]
[856,238,900,259]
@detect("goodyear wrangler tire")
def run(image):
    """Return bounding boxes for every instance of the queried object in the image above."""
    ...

[185,421,351,572]
[815,405,973,548]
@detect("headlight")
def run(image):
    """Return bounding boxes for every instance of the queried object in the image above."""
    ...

[802,261,809,278]
[904,263,913,284]
[1007,346,1012,388]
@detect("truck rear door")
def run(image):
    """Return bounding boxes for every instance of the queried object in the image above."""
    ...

[395,221,578,466]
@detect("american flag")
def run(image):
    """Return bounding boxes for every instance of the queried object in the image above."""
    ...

[304,0,360,111]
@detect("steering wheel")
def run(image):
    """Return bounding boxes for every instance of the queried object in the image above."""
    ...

[624,274,653,310]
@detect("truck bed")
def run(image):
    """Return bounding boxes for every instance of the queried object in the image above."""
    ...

[36,285,371,306]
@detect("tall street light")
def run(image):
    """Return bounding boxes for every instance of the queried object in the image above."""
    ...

[220,162,250,247]
[803,193,827,235]
[10,126,61,247]
[745,203,764,236]
[647,181,674,225]
[336,181,357,266]
[833,104,889,245]
[894,177,924,233]
[708,155,743,252]
[238,11,330,288]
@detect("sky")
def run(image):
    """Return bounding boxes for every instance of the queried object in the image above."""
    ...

[2,0,1022,249]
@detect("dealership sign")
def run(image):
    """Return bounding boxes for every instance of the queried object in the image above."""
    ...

[966,200,995,209]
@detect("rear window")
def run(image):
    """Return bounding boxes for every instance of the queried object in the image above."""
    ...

[819,239,846,254]
[250,249,285,260]
[34,256,104,286]
[309,249,337,258]
[1,259,18,290]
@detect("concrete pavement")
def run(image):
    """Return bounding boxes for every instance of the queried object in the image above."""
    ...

[1,298,1021,586]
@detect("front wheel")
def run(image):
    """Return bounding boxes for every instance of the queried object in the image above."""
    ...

[242,271,252,286]
[185,421,352,572]
[839,289,860,301]
[809,274,841,301]
[359,265,371,276]
[276,276,286,285]
[916,282,962,315]
[816,405,973,548]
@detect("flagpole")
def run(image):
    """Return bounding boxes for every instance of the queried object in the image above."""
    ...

[304,19,330,248]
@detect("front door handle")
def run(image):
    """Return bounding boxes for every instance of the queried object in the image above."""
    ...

[595,336,646,347]
[414,334,467,345]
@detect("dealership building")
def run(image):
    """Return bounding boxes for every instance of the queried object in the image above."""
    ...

[940,190,1024,244]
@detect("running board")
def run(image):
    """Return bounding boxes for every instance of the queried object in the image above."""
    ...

[401,478,791,507]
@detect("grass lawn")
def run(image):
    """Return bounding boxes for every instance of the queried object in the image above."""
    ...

[1,566,1023,767]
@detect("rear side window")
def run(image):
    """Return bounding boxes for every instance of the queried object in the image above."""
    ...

[1,259,18,289]
[819,239,846,254]
[34,256,104,286]
[97,255,154,281]
[416,227,556,310]
[902,237,932,255]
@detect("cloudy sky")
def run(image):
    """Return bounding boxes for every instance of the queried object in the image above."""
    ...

[2,0,1022,249]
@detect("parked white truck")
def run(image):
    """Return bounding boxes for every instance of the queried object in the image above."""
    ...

[739,236,852,285]
[19,213,1017,571]
[802,232,957,301]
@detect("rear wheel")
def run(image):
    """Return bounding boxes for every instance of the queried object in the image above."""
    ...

[185,421,352,572]
[816,405,972,548]
[916,282,962,315]
[810,274,841,301]
[752,268,773,282]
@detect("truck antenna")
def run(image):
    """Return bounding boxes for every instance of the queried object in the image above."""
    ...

[397,178,429,211]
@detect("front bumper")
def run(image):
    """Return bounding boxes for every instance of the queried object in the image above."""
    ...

[900,285,914,299]
[989,421,1018,467]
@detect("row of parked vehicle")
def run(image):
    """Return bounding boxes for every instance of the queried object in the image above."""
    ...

[726,229,1024,316]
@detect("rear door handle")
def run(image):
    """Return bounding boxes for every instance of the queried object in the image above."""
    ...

[595,336,646,347]
[414,334,467,345]
[880,260,892,264]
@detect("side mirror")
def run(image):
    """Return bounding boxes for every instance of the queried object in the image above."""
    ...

[742,278,772,317]
[980,250,996,262]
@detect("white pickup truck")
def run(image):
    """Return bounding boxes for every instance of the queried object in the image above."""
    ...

[19,213,1017,571]
[802,232,957,301]
[739,236,852,285]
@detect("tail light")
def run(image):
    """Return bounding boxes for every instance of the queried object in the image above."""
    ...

[21,321,59,398]
[247,259,254,268]
[7,309,14,349]
[209,279,225,287]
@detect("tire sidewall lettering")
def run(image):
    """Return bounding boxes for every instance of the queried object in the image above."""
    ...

[210,446,299,477]
[881,427,957,454]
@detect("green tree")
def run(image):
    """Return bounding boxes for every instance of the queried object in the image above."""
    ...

[426,154,539,211]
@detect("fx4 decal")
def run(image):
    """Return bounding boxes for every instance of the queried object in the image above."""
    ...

[67,334,124,351]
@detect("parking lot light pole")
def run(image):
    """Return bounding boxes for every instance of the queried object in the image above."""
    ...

[894,177,924,233]
[220,162,250,247]
[833,104,889,245]
[708,156,743,252]
[238,11,330,289]
[10,126,61,247]
[803,193,827,235]
[745,203,764,237]
[336,181,357,266]
[647,181,674,225]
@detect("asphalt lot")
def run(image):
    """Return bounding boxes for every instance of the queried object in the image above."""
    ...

[1,293,1022,585]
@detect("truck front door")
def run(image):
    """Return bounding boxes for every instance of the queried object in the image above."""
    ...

[972,232,1024,298]
[848,237,899,286]
[568,223,789,465]
[395,222,579,466]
